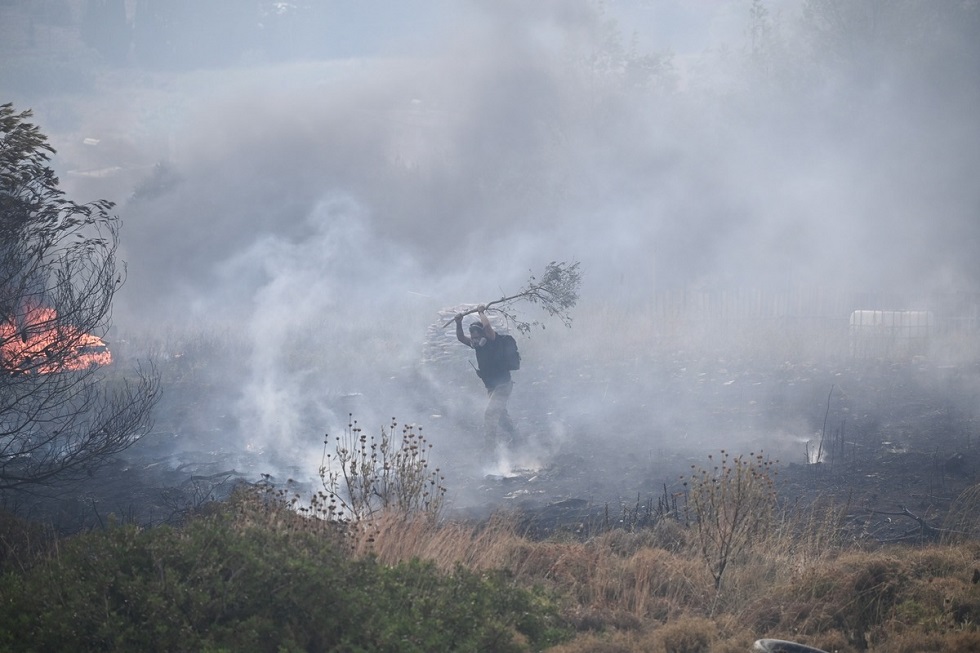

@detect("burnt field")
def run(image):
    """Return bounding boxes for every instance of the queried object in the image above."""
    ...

[7,318,980,546]
[448,348,980,542]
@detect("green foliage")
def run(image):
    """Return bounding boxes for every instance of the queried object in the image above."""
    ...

[317,416,447,523]
[0,501,570,652]
[527,261,583,328]
[682,450,778,591]
[449,260,583,335]
[0,509,53,574]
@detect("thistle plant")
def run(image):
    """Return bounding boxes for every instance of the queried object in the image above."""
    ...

[316,415,447,523]
[682,450,777,590]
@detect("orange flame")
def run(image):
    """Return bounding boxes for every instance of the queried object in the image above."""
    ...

[1,306,112,374]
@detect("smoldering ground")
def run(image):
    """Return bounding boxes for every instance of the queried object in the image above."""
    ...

[7,0,980,523]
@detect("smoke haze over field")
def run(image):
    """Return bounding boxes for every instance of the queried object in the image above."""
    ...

[38,0,978,305]
[4,0,980,506]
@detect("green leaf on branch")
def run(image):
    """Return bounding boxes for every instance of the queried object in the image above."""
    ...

[443,260,582,335]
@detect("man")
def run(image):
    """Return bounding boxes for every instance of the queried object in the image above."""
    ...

[454,305,518,452]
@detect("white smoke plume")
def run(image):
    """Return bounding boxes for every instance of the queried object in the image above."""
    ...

[9,0,978,507]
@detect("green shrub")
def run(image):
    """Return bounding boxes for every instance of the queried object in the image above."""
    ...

[0,509,53,574]
[0,503,569,652]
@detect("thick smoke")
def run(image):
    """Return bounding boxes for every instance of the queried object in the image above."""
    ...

[12,0,980,507]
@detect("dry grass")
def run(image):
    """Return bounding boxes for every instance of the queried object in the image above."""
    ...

[227,431,980,653]
[12,470,973,652]
[943,483,980,542]
[220,356,980,653]
[313,497,980,653]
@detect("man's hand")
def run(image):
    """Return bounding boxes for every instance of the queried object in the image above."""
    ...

[477,304,487,314]
[454,314,463,324]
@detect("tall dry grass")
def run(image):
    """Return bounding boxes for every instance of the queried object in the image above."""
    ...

[326,492,980,653]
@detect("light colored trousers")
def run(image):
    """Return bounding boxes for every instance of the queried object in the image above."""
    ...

[484,381,517,449]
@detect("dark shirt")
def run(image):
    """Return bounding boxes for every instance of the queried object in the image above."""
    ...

[473,337,512,389]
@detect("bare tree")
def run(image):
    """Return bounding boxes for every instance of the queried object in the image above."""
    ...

[0,102,159,490]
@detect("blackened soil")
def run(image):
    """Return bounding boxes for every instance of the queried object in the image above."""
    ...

[449,357,980,542]
[5,357,979,545]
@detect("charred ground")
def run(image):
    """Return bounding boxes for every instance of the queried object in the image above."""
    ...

[6,335,978,548]
[451,351,980,543]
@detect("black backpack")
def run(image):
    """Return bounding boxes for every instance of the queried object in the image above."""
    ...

[496,334,521,371]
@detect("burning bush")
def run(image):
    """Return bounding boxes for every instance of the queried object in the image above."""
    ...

[0,102,158,489]
[1,304,111,374]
